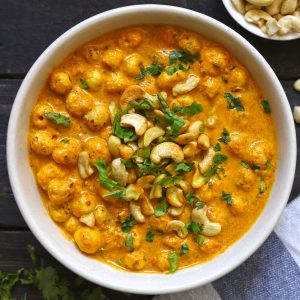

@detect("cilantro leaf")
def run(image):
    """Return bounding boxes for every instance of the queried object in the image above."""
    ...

[240,160,260,171]
[261,100,271,113]
[44,112,71,127]
[213,153,228,164]
[174,162,194,173]
[180,243,189,256]
[196,235,205,245]
[80,78,89,90]
[94,159,119,190]
[204,154,228,182]
[156,175,182,188]
[221,191,233,205]
[259,177,266,194]
[218,128,231,144]
[174,102,203,117]
[146,229,154,243]
[157,93,185,137]
[128,98,156,113]
[60,138,70,143]
[224,93,245,111]
[168,251,179,274]
[137,159,161,176]
[136,62,164,80]
[125,233,134,252]
[112,110,137,143]
[186,193,205,209]
[214,143,221,152]
[187,222,203,234]
[169,50,200,64]
[154,200,168,217]
[165,63,190,75]
[121,215,135,233]
[103,188,126,198]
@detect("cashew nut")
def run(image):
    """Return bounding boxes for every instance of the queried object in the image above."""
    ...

[177,180,190,194]
[120,113,148,136]
[111,158,128,187]
[78,151,94,179]
[149,184,163,199]
[108,135,121,158]
[168,205,185,217]
[265,18,282,35]
[192,206,221,236]
[198,134,210,150]
[172,75,200,96]
[294,79,300,91]
[137,175,156,189]
[245,3,262,11]
[175,133,196,145]
[140,194,154,216]
[123,184,143,201]
[165,163,177,176]
[192,162,206,188]
[183,141,200,159]
[165,220,188,238]
[232,0,246,14]
[79,212,95,227]
[119,85,145,109]
[278,15,300,34]
[187,121,203,138]
[150,142,184,164]
[280,0,297,14]
[266,0,283,15]
[142,126,165,147]
[166,187,185,208]
[293,106,300,123]
[109,101,117,123]
[245,9,272,27]
[246,0,274,6]
[199,147,215,174]
[130,202,145,223]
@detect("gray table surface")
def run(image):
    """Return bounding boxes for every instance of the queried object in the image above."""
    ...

[1,1,299,299]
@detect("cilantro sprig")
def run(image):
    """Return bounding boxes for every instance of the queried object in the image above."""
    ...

[44,112,71,127]
[173,102,203,117]
[94,158,119,190]
[224,93,245,111]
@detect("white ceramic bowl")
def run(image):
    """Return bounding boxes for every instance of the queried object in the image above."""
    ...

[7,5,297,294]
[222,0,300,40]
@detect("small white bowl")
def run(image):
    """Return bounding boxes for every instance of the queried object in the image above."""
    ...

[222,0,300,40]
[7,4,297,295]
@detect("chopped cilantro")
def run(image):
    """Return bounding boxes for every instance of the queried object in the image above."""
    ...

[165,63,190,75]
[213,154,228,164]
[79,78,89,90]
[125,233,134,252]
[259,177,266,194]
[44,112,71,127]
[60,138,70,143]
[121,215,135,233]
[261,100,271,113]
[136,62,164,80]
[94,159,119,190]
[156,175,182,188]
[112,110,137,143]
[157,93,185,137]
[221,191,233,205]
[240,160,260,171]
[186,193,205,209]
[168,251,179,274]
[199,123,205,134]
[169,49,200,64]
[180,243,189,255]
[218,128,231,144]
[174,102,203,117]
[154,200,168,217]
[187,222,203,234]
[103,188,126,198]
[137,158,161,176]
[224,93,245,111]
[174,162,194,173]
[146,229,154,243]
[196,235,205,245]
[204,154,228,182]
[214,143,221,152]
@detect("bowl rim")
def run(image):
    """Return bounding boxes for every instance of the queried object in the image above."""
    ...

[222,0,300,41]
[6,4,297,294]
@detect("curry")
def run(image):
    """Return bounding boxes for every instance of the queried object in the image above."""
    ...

[28,25,277,273]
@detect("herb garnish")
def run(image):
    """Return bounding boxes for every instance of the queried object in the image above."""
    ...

[44,112,71,127]
[168,251,179,273]
[224,93,245,111]
[156,175,182,188]
[136,62,164,80]
[186,193,205,209]
[259,177,266,194]
[137,159,161,176]
[146,229,154,242]
[113,110,137,143]
[60,138,70,143]
[169,50,200,64]
[174,162,194,173]
[165,63,190,75]
[218,128,231,144]
[125,233,134,252]
[79,78,89,90]
[221,191,233,205]
[261,100,271,113]
[94,158,119,190]
[154,200,168,217]
[214,143,221,152]
[121,215,135,233]
[240,160,260,171]
[204,154,228,182]
[180,243,189,255]
[186,222,203,234]
[173,102,203,117]
[196,235,205,245]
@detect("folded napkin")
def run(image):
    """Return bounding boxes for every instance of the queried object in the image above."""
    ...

[154,196,300,300]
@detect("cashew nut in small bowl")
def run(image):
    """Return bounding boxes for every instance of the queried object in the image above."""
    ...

[130,202,145,223]
[232,0,246,13]
[141,126,165,147]
[245,9,272,27]
[280,0,298,15]
[172,74,200,96]
[120,113,148,136]
[150,142,184,164]
[192,206,221,236]
[165,220,188,238]
[278,15,300,34]
[111,158,128,186]
[247,0,274,6]
[78,151,94,179]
